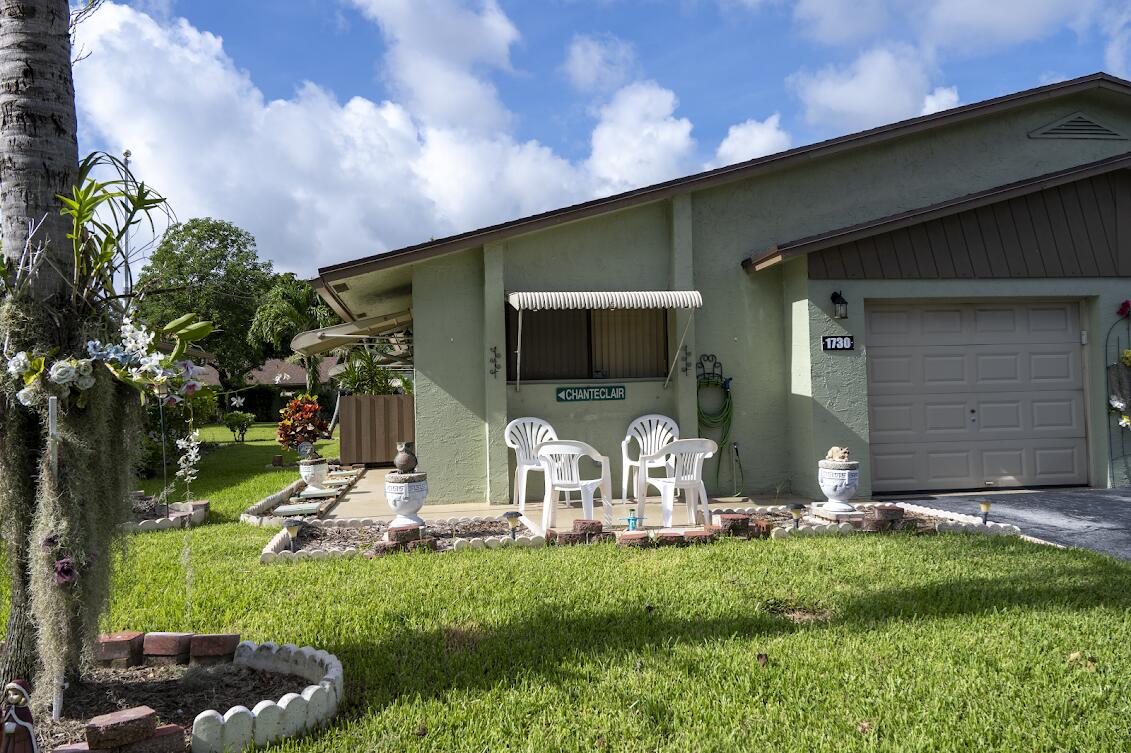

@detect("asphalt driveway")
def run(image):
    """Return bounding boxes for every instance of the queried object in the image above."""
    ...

[896,488,1131,561]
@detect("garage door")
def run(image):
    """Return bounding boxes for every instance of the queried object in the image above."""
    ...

[866,301,1087,493]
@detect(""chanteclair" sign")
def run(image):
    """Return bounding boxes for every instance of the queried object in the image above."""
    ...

[555,385,626,402]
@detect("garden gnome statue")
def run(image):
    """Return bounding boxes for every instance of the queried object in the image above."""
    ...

[0,680,38,753]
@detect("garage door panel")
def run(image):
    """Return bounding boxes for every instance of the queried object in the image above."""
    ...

[867,302,1080,346]
[867,344,1081,394]
[867,301,1086,492]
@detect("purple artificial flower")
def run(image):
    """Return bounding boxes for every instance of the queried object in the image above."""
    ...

[40,532,59,550]
[53,558,76,585]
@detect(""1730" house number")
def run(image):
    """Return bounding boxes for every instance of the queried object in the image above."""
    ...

[821,335,854,351]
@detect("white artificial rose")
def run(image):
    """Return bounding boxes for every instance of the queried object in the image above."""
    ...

[16,386,34,406]
[76,374,96,391]
[76,359,94,377]
[7,351,30,377]
[48,360,76,385]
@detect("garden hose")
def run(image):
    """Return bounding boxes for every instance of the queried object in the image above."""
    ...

[696,354,737,491]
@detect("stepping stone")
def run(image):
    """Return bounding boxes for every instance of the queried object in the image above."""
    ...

[296,487,338,499]
[273,502,322,516]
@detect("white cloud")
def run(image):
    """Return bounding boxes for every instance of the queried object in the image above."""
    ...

[920,85,959,114]
[74,3,727,272]
[347,0,520,131]
[916,0,1099,53]
[789,45,953,131]
[708,113,792,168]
[793,0,890,45]
[1105,6,1131,78]
[563,33,637,93]
[586,81,696,195]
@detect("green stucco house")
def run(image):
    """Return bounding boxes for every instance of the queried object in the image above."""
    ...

[296,72,1131,504]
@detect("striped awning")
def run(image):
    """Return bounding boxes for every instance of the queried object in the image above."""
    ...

[506,290,702,311]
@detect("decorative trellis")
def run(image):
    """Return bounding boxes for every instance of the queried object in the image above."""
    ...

[1104,311,1131,482]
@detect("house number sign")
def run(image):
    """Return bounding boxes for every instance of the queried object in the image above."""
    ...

[821,335,855,351]
[555,385,626,402]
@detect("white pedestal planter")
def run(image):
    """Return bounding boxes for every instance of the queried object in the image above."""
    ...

[385,471,427,527]
[816,459,862,521]
[299,459,329,492]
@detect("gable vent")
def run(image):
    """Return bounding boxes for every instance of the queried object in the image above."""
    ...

[331,281,350,293]
[1030,112,1127,141]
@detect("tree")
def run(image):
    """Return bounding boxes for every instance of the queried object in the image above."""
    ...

[248,273,338,393]
[0,0,80,683]
[137,219,274,390]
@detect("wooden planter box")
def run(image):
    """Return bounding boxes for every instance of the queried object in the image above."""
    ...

[338,394,415,465]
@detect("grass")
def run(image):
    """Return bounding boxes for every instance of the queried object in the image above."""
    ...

[38,425,1131,750]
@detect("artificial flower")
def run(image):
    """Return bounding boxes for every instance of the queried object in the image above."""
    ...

[1119,300,1130,318]
[75,374,96,391]
[1111,396,1126,412]
[179,379,203,396]
[76,359,93,377]
[15,386,34,407]
[230,395,245,408]
[6,351,29,377]
[40,532,59,550]
[1120,415,1130,429]
[48,360,76,385]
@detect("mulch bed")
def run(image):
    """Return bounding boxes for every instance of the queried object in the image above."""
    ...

[36,662,307,751]
[294,519,535,554]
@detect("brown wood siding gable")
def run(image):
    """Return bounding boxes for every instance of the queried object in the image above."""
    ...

[809,172,1131,279]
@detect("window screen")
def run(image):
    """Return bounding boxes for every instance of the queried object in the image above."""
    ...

[506,308,668,380]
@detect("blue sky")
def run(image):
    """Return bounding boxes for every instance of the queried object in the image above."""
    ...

[73,1,1130,272]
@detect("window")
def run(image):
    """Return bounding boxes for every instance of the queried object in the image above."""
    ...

[506,308,668,381]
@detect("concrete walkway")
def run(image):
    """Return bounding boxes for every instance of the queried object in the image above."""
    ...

[897,488,1131,561]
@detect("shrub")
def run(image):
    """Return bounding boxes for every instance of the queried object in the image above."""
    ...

[223,411,256,442]
[277,393,328,455]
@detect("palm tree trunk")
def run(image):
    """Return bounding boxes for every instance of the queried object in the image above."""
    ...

[0,0,79,683]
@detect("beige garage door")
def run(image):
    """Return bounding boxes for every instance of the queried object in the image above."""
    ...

[866,301,1088,493]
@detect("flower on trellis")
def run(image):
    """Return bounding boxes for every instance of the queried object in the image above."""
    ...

[175,430,201,487]
[1111,396,1126,412]
[1119,300,1131,318]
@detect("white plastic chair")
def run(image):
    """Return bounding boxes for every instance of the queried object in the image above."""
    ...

[638,439,718,528]
[505,417,557,514]
[536,440,613,532]
[621,414,679,503]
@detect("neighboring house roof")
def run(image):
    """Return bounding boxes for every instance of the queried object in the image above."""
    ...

[742,151,1131,271]
[313,71,1131,309]
[198,358,340,388]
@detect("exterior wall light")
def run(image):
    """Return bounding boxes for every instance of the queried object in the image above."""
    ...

[979,499,992,525]
[830,291,848,319]
[503,510,523,540]
[790,503,806,529]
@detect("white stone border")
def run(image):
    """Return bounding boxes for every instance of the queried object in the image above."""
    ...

[769,522,856,539]
[889,501,1022,536]
[191,641,343,752]
[118,500,210,533]
[259,516,547,564]
[240,478,309,528]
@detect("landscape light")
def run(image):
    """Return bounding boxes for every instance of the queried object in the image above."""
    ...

[284,517,305,552]
[503,510,522,540]
[790,503,806,529]
[979,499,992,525]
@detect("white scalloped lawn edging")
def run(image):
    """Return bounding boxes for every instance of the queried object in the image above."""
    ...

[241,478,309,527]
[191,640,343,752]
[259,516,547,564]
[769,522,856,539]
[119,500,210,533]
[892,501,1022,536]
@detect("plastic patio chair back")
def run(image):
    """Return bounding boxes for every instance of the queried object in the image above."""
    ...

[624,414,679,460]
[505,417,557,466]
[536,441,595,486]
[660,439,717,483]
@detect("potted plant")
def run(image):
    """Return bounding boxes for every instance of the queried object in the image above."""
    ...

[277,393,330,488]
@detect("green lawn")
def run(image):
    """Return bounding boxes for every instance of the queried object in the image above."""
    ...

[93,427,1131,749]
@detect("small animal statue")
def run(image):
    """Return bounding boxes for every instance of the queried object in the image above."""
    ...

[0,680,37,753]
[825,446,850,462]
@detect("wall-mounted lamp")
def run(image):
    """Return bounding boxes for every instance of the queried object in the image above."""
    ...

[830,291,848,320]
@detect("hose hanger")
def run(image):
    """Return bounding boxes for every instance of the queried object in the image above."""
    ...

[696,355,743,493]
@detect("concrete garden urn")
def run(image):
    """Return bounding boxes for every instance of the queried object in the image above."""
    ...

[298,458,329,491]
[385,471,427,527]
[818,446,859,513]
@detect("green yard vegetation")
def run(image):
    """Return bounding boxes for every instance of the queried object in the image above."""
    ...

[24,428,1131,750]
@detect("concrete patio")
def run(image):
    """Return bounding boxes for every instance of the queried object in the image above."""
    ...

[324,468,822,532]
